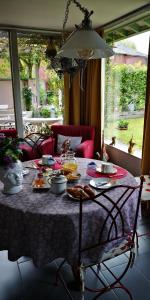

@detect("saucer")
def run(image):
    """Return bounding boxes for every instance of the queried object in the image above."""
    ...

[90,178,115,189]
[96,167,117,175]
[38,159,56,166]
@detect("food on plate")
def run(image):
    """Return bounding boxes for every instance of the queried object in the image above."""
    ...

[66,173,80,181]
[67,187,89,199]
[84,185,95,197]
[62,168,72,175]
[74,184,84,189]
[67,184,95,200]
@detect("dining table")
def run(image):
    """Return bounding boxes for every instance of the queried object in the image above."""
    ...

[0,158,139,268]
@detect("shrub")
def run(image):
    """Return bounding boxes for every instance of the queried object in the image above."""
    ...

[40,107,50,118]
[117,119,129,129]
[105,62,147,113]
[22,87,32,111]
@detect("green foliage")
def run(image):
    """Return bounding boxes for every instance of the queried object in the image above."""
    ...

[0,35,64,114]
[105,62,147,113]
[40,107,50,118]
[39,123,52,136]
[0,58,11,79]
[22,87,32,111]
[0,137,22,167]
[40,87,47,104]
[117,119,129,129]
[47,91,54,105]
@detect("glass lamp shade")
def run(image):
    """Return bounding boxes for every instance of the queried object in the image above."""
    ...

[58,29,114,59]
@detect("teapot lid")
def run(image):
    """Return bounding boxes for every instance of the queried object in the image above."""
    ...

[51,174,67,184]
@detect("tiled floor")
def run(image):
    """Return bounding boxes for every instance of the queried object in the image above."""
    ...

[0,214,150,300]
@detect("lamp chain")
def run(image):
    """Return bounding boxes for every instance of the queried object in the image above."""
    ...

[62,0,89,43]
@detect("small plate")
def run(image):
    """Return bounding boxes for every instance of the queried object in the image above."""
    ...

[90,178,115,189]
[22,169,29,176]
[67,173,81,183]
[96,167,117,175]
[38,159,56,166]
[32,179,50,189]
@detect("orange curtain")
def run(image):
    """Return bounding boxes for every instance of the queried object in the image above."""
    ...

[64,72,81,125]
[64,32,103,154]
[141,39,150,174]
[81,60,102,153]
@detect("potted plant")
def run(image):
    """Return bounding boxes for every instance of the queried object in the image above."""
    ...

[22,87,33,117]
[0,136,23,194]
[117,119,129,130]
[40,107,50,118]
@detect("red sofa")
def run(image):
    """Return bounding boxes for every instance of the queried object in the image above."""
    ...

[19,125,95,161]
[50,125,95,158]
[0,129,17,138]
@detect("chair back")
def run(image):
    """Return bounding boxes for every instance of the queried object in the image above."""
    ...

[51,125,95,141]
[20,132,53,161]
[78,177,144,265]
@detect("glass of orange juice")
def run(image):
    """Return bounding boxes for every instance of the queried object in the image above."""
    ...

[61,151,78,174]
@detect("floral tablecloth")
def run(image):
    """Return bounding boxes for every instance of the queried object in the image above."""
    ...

[0,158,138,267]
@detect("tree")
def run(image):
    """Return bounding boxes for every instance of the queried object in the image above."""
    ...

[0,33,64,113]
[115,40,137,51]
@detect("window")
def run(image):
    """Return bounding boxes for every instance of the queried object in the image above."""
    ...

[0,31,15,129]
[17,32,64,135]
[104,31,150,157]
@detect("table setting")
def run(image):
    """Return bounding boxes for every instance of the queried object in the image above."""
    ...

[22,153,129,195]
[0,146,139,268]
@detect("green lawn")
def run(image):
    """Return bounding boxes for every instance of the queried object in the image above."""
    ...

[105,118,144,149]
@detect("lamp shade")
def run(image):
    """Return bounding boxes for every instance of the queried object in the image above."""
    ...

[58,29,114,59]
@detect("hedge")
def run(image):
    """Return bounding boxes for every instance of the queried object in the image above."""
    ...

[105,62,147,112]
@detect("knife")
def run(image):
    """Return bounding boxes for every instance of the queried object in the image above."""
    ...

[95,181,108,187]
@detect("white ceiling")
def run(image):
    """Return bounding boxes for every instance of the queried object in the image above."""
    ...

[0,0,149,32]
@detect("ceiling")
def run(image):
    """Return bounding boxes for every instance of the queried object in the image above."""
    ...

[0,0,149,32]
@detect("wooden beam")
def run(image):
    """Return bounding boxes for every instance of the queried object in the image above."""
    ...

[143,17,150,26]
[129,23,141,32]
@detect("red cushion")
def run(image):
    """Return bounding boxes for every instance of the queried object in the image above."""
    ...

[0,129,17,138]
[76,140,94,158]
[19,144,39,161]
[39,137,55,156]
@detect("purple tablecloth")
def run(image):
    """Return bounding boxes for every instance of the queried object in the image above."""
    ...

[0,158,138,267]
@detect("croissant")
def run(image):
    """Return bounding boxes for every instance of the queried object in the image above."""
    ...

[84,185,95,197]
[67,187,89,199]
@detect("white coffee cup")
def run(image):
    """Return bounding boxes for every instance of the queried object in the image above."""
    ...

[42,155,55,166]
[101,162,114,173]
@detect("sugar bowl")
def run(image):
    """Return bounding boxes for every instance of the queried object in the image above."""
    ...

[51,174,67,194]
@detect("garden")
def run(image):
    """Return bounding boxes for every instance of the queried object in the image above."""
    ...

[104,61,147,150]
[0,34,64,120]
[105,117,144,149]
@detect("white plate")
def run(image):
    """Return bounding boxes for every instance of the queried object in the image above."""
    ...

[22,169,29,176]
[96,167,117,175]
[67,192,80,201]
[90,178,115,189]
